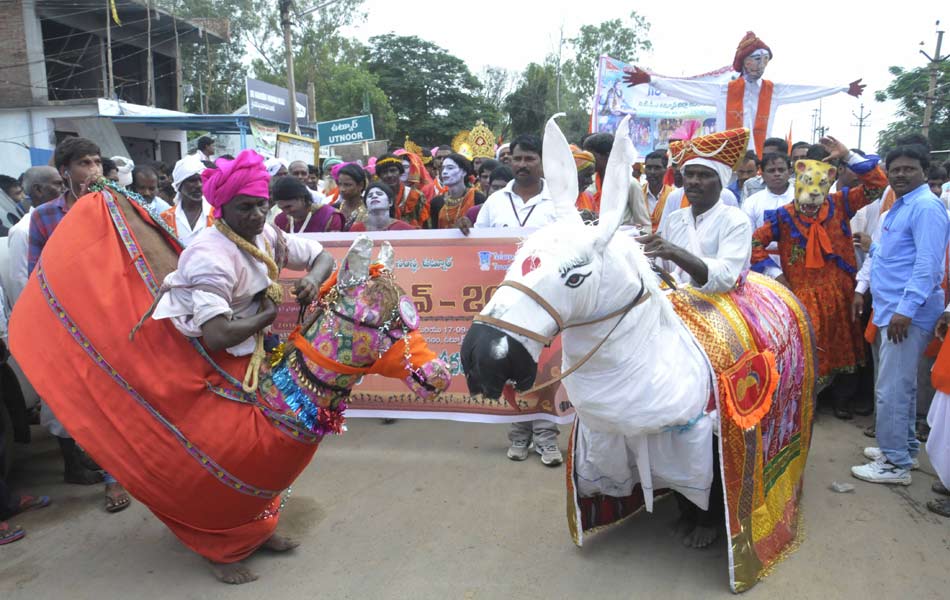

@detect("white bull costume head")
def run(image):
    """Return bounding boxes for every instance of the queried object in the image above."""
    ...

[461,115,709,433]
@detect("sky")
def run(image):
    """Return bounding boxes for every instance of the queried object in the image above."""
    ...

[339,0,946,152]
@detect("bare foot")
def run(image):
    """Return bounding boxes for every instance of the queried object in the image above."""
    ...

[669,515,695,538]
[683,524,719,549]
[209,560,258,585]
[260,533,299,553]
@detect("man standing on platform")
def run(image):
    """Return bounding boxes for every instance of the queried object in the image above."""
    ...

[623,32,865,155]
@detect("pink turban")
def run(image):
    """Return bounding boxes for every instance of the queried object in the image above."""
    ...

[201,149,271,218]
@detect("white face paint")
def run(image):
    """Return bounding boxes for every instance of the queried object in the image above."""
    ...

[441,158,465,186]
[400,160,411,183]
[365,186,391,211]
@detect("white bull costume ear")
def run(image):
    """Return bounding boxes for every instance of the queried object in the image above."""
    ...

[340,235,374,287]
[376,241,395,272]
[543,113,584,226]
[595,115,634,253]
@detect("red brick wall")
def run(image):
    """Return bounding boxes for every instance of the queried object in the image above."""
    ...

[0,0,36,107]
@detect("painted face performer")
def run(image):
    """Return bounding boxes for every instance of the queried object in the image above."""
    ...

[376,153,430,228]
[428,153,485,229]
[751,138,888,413]
[623,31,865,156]
[350,182,419,231]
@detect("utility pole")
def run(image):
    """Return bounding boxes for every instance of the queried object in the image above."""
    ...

[851,103,871,150]
[105,0,115,98]
[279,0,299,134]
[173,1,182,111]
[920,22,947,139]
[146,0,154,106]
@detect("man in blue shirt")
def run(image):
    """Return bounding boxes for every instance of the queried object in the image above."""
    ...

[852,145,949,485]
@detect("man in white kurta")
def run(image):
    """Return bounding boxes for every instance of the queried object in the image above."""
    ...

[643,128,754,294]
[623,32,863,153]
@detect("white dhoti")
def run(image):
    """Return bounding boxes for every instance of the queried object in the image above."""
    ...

[927,390,950,487]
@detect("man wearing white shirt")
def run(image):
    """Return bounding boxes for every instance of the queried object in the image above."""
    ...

[465,134,562,467]
[159,155,213,246]
[639,128,752,294]
[195,136,215,163]
[655,182,740,234]
[471,134,558,230]
[744,153,794,271]
[8,167,64,303]
[289,160,326,207]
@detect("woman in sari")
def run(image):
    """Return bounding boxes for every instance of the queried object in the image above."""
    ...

[350,182,418,232]
[429,153,485,229]
[272,176,344,234]
[330,163,369,231]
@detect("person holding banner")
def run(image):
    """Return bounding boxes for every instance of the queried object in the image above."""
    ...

[623,31,865,155]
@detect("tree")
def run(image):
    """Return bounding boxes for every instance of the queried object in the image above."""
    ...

[875,62,950,155]
[365,34,490,145]
[505,62,556,138]
[476,66,513,139]
[562,12,652,110]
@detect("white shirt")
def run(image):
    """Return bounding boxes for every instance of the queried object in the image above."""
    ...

[743,185,794,230]
[650,74,848,150]
[153,224,322,356]
[7,208,32,304]
[172,198,214,246]
[744,185,794,274]
[657,200,752,294]
[474,179,558,229]
[144,197,172,214]
[656,188,738,233]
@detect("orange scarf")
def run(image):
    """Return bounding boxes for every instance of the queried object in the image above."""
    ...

[881,187,897,213]
[790,203,833,269]
[644,183,674,232]
[726,78,774,157]
[591,173,605,214]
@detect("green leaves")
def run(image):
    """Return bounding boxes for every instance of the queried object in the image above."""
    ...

[875,60,950,154]
[365,34,491,145]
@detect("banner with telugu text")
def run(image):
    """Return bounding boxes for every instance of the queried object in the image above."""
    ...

[590,55,731,157]
[273,230,575,424]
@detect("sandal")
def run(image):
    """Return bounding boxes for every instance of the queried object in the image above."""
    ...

[932,481,950,497]
[0,521,25,545]
[16,495,51,515]
[104,484,131,514]
[926,498,950,518]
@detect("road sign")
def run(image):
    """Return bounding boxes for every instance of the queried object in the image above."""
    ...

[317,115,375,146]
[246,78,308,125]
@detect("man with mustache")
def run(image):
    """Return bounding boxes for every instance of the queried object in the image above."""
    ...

[466,134,563,466]
[636,128,752,294]
[623,32,864,156]
[751,139,887,419]
[852,144,949,485]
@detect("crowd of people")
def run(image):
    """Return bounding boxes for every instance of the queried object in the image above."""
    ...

[1,117,949,576]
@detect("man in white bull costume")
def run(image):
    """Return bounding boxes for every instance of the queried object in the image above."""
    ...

[462,116,818,593]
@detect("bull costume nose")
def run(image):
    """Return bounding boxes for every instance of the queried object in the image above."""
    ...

[461,323,537,399]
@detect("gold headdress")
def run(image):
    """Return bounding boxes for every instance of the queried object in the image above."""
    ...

[469,121,496,159]
[452,130,473,161]
[404,135,430,165]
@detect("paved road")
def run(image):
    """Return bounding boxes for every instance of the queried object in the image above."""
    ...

[1,412,946,599]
